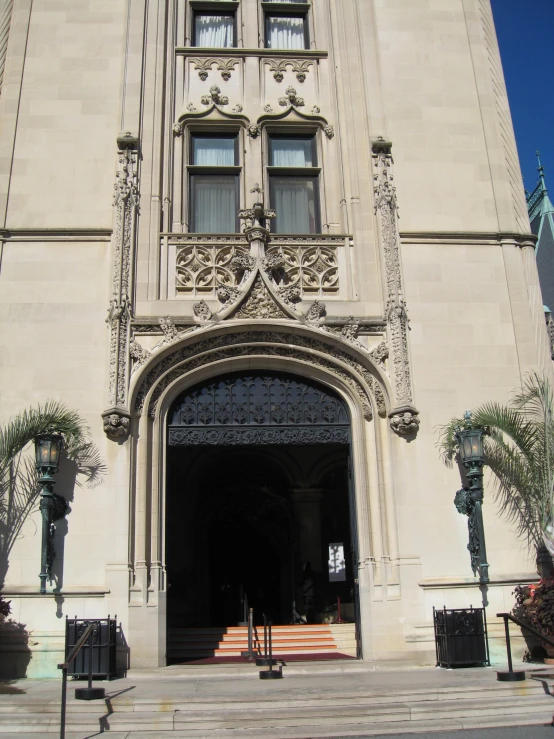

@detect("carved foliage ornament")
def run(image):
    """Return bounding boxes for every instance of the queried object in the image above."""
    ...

[103,133,139,439]
[190,57,239,81]
[372,138,414,411]
[266,59,314,84]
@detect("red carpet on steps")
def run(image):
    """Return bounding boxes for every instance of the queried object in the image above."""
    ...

[172,652,356,665]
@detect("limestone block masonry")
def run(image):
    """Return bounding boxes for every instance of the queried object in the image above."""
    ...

[0,0,551,677]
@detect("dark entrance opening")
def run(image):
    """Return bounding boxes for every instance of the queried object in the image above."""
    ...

[165,372,359,659]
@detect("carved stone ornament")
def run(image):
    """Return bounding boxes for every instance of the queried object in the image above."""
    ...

[389,410,420,436]
[130,340,151,366]
[279,86,305,108]
[132,328,391,424]
[102,409,131,440]
[217,284,241,303]
[266,59,314,83]
[190,57,239,82]
[102,133,139,439]
[173,122,183,136]
[372,138,417,433]
[201,85,229,106]
[248,125,261,138]
[324,125,335,140]
[341,323,360,342]
[369,341,389,367]
[279,285,302,305]
[193,300,213,321]
[305,301,326,323]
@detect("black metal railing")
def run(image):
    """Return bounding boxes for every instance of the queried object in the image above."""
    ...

[497,611,554,680]
[57,623,104,739]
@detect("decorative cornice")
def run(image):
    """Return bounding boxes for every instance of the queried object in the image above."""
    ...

[0,228,113,242]
[399,231,537,246]
[176,48,328,59]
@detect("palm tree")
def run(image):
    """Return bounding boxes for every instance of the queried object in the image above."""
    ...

[0,400,104,587]
[438,373,554,568]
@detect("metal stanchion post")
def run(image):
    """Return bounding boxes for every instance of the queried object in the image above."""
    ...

[259,621,283,680]
[75,626,105,700]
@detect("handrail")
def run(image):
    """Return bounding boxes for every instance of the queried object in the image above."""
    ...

[497,612,554,649]
[496,611,554,681]
[57,622,98,739]
[57,622,94,671]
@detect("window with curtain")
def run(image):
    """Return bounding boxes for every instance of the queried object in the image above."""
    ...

[189,135,239,232]
[268,136,320,234]
[265,14,307,49]
[194,13,235,47]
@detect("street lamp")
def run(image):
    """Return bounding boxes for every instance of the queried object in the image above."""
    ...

[34,433,67,594]
[454,411,490,584]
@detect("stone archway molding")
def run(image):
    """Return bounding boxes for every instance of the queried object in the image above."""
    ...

[117,322,418,438]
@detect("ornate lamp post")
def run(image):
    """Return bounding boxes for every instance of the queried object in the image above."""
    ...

[454,411,490,584]
[34,433,67,594]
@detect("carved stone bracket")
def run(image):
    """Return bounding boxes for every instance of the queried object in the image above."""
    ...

[103,132,139,439]
[372,138,418,434]
[102,409,132,440]
[389,407,420,436]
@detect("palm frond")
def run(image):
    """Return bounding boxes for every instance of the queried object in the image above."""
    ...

[438,372,554,554]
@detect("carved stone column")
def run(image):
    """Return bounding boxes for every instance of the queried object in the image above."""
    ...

[372,138,419,435]
[291,489,323,573]
[102,132,139,440]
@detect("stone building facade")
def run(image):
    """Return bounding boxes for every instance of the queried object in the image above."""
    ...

[0,0,551,676]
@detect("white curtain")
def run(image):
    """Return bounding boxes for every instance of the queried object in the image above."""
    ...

[272,178,315,234]
[267,17,305,49]
[195,15,234,47]
[192,176,236,232]
[271,139,312,167]
[193,138,235,166]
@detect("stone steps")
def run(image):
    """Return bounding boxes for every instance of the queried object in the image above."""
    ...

[168,623,357,661]
[1,678,553,734]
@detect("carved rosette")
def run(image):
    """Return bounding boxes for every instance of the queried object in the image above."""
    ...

[103,133,139,439]
[372,138,419,435]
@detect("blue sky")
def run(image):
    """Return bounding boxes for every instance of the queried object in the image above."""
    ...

[491,0,554,195]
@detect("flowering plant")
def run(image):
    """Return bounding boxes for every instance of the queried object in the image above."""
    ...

[513,579,554,638]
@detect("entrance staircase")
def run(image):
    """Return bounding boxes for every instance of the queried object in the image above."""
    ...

[168,623,357,663]
[1,669,554,735]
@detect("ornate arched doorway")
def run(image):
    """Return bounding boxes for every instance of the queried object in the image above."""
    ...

[165,371,359,659]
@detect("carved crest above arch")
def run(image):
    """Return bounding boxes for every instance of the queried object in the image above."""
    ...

[174,100,250,133]
[256,105,334,139]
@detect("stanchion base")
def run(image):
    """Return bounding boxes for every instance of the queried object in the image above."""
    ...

[496,670,526,682]
[259,668,283,680]
[256,657,271,666]
[75,687,106,700]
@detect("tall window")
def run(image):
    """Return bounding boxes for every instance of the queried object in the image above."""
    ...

[264,1,309,49]
[189,134,239,232]
[193,12,235,47]
[268,135,320,234]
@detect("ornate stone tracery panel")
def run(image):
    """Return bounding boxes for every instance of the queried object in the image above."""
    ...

[176,242,250,294]
[168,372,350,446]
[265,243,339,295]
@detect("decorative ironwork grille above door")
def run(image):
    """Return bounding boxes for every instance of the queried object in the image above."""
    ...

[168,373,350,446]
